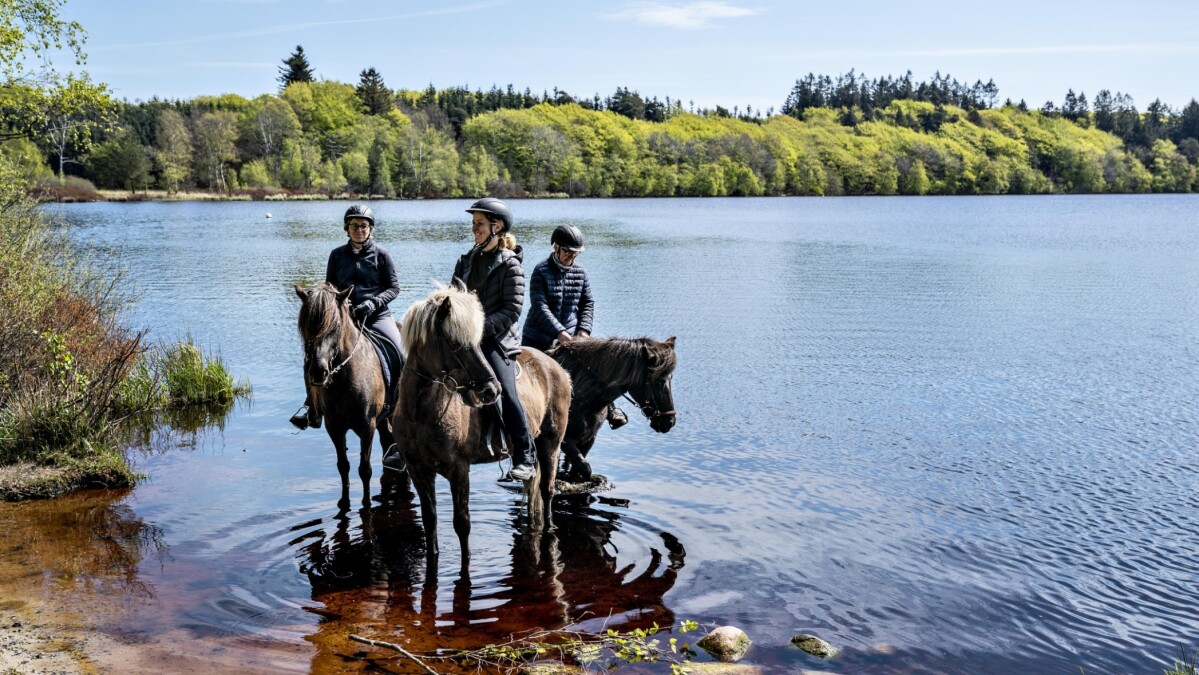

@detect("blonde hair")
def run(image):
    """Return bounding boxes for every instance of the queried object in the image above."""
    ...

[498,232,516,250]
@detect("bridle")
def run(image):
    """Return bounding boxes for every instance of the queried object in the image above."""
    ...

[404,339,498,402]
[306,314,365,387]
[622,379,676,422]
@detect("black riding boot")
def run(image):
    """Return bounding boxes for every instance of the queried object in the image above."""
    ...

[290,393,322,430]
[484,343,536,482]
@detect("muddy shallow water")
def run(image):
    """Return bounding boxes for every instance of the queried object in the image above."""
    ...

[6,195,1198,673]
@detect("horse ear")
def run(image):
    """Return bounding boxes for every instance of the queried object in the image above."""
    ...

[294,284,308,300]
[665,336,676,349]
[451,276,467,293]
[336,286,354,304]
[435,295,452,322]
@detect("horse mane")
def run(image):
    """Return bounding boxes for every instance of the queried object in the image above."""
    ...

[561,337,677,386]
[401,283,484,354]
[298,282,344,342]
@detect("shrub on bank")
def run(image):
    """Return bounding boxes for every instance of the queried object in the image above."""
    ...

[0,160,249,500]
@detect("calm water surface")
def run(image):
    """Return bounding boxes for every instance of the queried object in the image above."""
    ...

[3,195,1198,673]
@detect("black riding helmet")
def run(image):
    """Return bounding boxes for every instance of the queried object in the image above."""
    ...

[343,204,374,230]
[551,224,585,252]
[465,197,513,233]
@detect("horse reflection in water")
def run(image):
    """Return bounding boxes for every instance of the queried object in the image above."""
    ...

[296,496,685,673]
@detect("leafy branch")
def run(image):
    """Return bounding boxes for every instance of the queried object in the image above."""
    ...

[351,619,703,674]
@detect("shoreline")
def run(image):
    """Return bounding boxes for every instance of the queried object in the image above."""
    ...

[0,603,90,674]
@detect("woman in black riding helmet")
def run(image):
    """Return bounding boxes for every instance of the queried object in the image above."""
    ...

[522,224,627,430]
[290,204,402,430]
[452,197,537,481]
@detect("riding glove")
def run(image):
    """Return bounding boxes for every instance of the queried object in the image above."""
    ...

[352,300,375,322]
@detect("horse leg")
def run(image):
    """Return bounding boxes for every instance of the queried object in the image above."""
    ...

[358,421,375,507]
[448,464,472,570]
[328,424,351,507]
[536,435,558,530]
[526,462,544,532]
[409,466,439,562]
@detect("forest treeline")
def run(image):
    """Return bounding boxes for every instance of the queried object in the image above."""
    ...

[6,61,1199,198]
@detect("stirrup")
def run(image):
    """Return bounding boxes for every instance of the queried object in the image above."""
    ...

[289,406,309,430]
[608,407,629,430]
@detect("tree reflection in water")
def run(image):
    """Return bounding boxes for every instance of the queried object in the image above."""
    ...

[296,491,685,672]
[0,488,168,604]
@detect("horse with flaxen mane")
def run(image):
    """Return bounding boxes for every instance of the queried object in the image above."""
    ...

[550,336,677,482]
[295,282,397,506]
[392,281,571,566]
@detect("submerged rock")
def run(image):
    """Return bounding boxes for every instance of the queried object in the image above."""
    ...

[791,633,839,659]
[554,473,614,495]
[697,626,752,662]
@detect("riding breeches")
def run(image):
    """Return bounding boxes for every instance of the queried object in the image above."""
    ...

[482,340,536,465]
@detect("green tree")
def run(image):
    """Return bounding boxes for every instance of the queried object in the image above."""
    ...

[0,0,111,157]
[356,67,393,116]
[238,95,300,180]
[277,45,314,91]
[191,111,238,191]
[85,126,150,191]
[154,108,192,193]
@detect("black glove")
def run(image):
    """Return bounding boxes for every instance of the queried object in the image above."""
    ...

[352,300,375,322]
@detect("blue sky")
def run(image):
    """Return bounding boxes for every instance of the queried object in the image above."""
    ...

[63,0,1199,112]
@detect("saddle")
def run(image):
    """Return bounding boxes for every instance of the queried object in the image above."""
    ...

[360,326,404,416]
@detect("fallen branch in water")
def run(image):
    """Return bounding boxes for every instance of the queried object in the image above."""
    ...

[349,634,440,675]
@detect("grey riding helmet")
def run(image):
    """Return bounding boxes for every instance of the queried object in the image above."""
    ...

[551,224,585,252]
[343,204,374,230]
[464,197,513,233]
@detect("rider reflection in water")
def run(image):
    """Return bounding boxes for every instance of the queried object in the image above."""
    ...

[452,198,538,482]
[290,205,402,431]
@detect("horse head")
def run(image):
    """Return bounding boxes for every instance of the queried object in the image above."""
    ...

[295,283,354,387]
[401,280,501,408]
[627,336,677,433]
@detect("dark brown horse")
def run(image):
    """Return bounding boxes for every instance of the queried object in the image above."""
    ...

[551,336,678,481]
[295,282,396,506]
[391,282,572,566]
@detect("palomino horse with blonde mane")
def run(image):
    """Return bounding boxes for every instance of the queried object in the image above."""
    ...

[295,282,396,506]
[392,281,572,565]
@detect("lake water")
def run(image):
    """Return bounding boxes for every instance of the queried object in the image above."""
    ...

[3,195,1198,673]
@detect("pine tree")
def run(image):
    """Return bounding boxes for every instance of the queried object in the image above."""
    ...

[357,67,393,115]
[278,45,315,90]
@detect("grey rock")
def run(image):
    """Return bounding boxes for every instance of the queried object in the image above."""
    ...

[696,626,752,663]
[791,633,840,659]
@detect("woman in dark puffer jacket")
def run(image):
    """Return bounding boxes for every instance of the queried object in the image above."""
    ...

[522,224,627,430]
[451,198,538,481]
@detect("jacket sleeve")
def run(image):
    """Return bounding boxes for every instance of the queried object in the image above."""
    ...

[451,255,466,286]
[577,268,595,335]
[325,249,338,286]
[529,264,566,336]
[484,257,525,339]
[373,247,400,309]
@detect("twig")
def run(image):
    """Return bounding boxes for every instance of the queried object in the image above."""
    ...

[349,634,440,675]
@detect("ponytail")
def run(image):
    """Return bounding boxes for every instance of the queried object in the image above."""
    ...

[498,233,517,251]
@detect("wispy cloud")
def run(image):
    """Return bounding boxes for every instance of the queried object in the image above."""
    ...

[94,1,508,50]
[605,1,760,30]
[760,42,1199,61]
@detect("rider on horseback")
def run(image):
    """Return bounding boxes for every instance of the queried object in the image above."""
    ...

[522,224,628,430]
[290,205,403,430]
[453,198,538,482]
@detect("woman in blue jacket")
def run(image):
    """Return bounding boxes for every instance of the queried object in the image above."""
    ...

[522,224,627,430]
